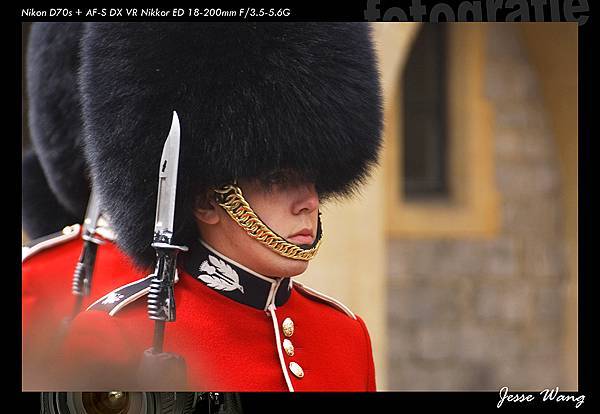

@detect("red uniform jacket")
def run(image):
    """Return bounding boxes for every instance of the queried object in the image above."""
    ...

[22,223,140,389]
[23,229,376,392]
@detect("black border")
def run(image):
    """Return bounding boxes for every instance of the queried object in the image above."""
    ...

[16,1,593,410]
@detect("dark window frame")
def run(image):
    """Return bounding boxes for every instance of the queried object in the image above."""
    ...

[401,24,449,201]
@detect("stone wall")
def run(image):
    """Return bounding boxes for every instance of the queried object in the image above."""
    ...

[387,25,568,390]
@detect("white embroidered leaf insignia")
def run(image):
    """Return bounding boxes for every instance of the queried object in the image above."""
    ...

[200,261,216,275]
[197,255,245,293]
[101,292,124,305]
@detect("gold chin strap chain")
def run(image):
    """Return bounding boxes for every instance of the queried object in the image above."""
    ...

[214,184,323,261]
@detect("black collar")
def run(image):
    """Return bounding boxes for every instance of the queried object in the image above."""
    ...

[183,240,292,311]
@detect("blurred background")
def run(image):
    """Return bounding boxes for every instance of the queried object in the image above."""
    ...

[22,23,578,391]
[301,23,577,391]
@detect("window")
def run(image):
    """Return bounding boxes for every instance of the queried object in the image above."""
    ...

[402,24,449,200]
[383,24,499,237]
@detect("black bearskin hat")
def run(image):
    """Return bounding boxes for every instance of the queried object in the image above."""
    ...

[80,23,383,269]
[26,22,90,221]
[22,149,80,239]
[23,23,90,238]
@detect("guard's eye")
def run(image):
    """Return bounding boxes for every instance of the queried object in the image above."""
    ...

[258,169,313,192]
[259,172,289,189]
[265,175,286,186]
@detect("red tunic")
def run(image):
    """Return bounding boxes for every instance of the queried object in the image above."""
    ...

[22,224,142,389]
[23,230,376,391]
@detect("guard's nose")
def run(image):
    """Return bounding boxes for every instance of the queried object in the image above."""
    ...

[292,184,319,215]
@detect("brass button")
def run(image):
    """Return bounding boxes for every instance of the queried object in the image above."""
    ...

[282,317,294,337]
[289,362,304,379]
[283,339,295,356]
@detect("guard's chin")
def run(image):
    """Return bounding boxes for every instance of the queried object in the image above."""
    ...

[271,256,310,278]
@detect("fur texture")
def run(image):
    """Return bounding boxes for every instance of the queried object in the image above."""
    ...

[26,22,90,218]
[79,23,383,269]
[22,150,79,239]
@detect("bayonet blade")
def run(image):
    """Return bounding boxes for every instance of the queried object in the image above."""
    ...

[153,111,181,240]
[82,188,101,236]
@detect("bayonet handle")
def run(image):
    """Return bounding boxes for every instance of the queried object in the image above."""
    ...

[71,239,100,297]
[147,246,183,322]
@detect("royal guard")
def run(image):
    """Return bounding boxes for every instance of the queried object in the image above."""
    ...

[22,22,132,389]
[24,22,383,392]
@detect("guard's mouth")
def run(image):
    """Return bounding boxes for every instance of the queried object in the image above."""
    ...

[286,229,315,246]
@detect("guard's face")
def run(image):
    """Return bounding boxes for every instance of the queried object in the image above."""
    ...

[195,178,320,278]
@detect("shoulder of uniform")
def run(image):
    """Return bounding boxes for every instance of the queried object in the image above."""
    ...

[292,280,357,320]
[87,271,181,317]
[22,224,81,263]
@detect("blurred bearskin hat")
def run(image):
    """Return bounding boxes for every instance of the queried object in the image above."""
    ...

[22,149,80,238]
[79,23,383,269]
[24,23,90,238]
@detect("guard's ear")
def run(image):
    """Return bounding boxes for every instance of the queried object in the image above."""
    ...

[193,191,220,225]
